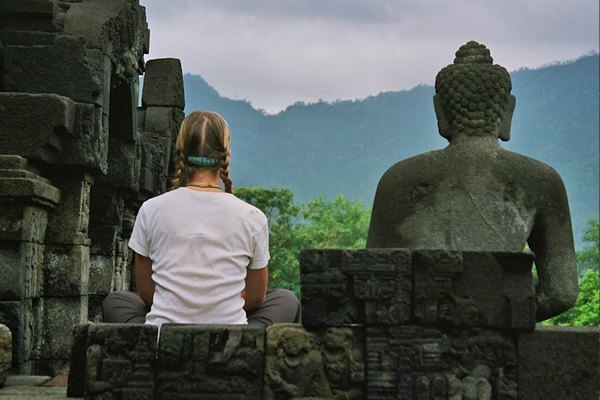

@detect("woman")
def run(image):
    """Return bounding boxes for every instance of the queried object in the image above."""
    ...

[103,110,300,327]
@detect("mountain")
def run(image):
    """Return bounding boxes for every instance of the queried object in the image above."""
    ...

[183,53,600,248]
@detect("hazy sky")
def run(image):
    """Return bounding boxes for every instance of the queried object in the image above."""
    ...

[141,0,599,113]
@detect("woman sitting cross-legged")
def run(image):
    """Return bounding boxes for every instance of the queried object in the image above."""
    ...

[102,110,300,327]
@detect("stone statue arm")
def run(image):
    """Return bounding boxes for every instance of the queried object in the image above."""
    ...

[527,171,578,321]
[367,173,407,248]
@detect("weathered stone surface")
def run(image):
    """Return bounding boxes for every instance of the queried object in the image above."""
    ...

[89,189,124,226]
[142,58,185,108]
[66,324,89,398]
[0,323,11,387]
[155,324,265,400]
[0,29,56,46]
[94,139,140,190]
[367,41,578,322]
[0,93,107,172]
[412,250,536,329]
[265,324,364,400]
[42,297,87,361]
[0,0,57,32]
[88,255,116,295]
[0,299,40,373]
[367,325,518,400]
[518,326,600,400]
[3,35,103,104]
[84,323,157,400]
[43,245,90,296]
[0,241,44,300]
[61,0,149,77]
[45,174,93,245]
[0,204,50,243]
[300,249,412,326]
[86,295,105,324]
[139,131,173,195]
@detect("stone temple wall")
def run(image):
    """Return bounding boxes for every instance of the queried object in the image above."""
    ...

[0,0,184,375]
[66,249,599,400]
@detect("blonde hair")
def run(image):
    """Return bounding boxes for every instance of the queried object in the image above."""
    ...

[171,110,233,193]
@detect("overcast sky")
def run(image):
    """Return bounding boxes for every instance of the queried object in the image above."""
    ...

[140,0,599,113]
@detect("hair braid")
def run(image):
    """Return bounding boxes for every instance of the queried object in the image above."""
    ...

[171,153,187,189]
[220,152,233,194]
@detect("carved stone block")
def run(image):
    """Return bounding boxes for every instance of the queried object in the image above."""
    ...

[0,323,11,387]
[366,325,518,400]
[142,58,185,109]
[66,324,88,398]
[45,174,93,246]
[89,189,124,226]
[300,249,412,326]
[265,324,365,400]
[0,158,61,208]
[2,35,103,104]
[412,250,535,330]
[0,241,44,300]
[42,297,87,360]
[43,244,90,297]
[518,326,600,400]
[94,140,140,190]
[0,204,49,243]
[0,1,56,32]
[84,323,157,400]
[0,93,107,172]
[88,255,116,296]
[155,324,265,400]
[0,299,40,373]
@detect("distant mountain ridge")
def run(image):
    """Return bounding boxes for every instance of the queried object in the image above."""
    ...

[183,53,600,248]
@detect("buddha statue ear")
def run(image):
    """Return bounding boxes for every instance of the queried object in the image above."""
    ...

[498,95,516,142]
[433,95,451,140]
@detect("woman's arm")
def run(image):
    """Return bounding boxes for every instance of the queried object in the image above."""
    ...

[135,253,155,307]
[242,266,268,312]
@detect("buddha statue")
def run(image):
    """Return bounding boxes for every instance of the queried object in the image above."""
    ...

[367,41,578,320]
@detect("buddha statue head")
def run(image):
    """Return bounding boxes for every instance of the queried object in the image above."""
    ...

[433,41,516,142]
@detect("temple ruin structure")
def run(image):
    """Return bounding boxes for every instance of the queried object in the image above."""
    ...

[0,0,184,374]
[0,3,597,400]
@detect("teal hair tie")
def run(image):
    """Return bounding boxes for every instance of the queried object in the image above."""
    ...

[187,156,220,167]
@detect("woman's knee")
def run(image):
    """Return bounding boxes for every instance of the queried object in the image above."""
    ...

[269,288,300,322]
[102,291,147,323]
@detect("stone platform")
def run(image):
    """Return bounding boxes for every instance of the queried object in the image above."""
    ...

[65,250,599,400]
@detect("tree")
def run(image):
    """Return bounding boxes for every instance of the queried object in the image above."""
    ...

[576,217,599,275]
[236,188,371,297]
[300,195,370,249]
[236,187,306,295]
[545,217,599,326]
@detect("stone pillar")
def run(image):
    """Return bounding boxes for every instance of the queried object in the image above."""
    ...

[40,172,93,374]
[0,156,60,374]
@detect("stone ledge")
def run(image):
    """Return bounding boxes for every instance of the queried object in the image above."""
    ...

[300,249,536,330]
[66,322,599,400]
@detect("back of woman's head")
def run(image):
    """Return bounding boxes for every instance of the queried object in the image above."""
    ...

[171,110,233,193]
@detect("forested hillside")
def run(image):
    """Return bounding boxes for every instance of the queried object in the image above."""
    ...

[182,53,599,248]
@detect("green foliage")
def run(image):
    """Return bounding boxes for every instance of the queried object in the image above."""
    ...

[545,217,600,326]
[301,195,370,249]
[236,187,370,297]
[576,217,599,275]
[545,269,600,327]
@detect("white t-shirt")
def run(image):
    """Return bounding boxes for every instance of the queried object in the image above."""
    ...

[128,187,269,326]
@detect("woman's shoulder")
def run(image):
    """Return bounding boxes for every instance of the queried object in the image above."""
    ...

[228,195,268,223]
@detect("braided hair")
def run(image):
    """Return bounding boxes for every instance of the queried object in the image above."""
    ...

[435,41,512,139]
[171,110,234,193]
